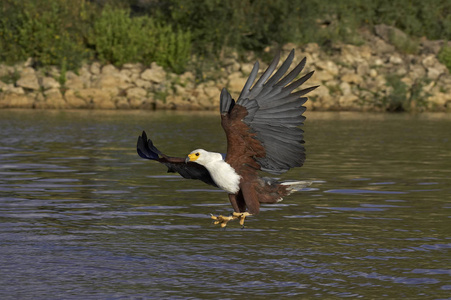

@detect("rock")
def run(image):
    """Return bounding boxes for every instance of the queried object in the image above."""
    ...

[341,73,363,84]
[420,39,444,55]
[126,87,147,99]
[372,37,396,54]
[339,82,352,96]
[341,45,365,65]
[36,88,66,108]
[227,73,247,94]
[369,69,378,78]
[77,88,111,106]
[16,68,40,90]
[304,43,320,54]
[421,55,448,80]
[173,84,186,96]
[401,77,413,86]
[204,86,220,100]
[64,90,88,108]
[114,96,130,109]
[41,77,60,90]
[135,78,152,89]
[1,94,34,108]
[359,45,373,60]
[427,67,445,80]
[94,99,116,109]
[314,70,334,82]
[0,80,8,90]
[315,60,339,76]
[0,65,10,78]
[129,98,145,109]
[240,63,255,74]
[119,69,132,80]
[224,59,241,73]
[389,55,403,65]
[102,64,119,75]
[422,55,440,69]
[90,62,101,75]
[65,74,85,90]
[141,62,166,83]
[93,74,131,91]
[339,94,359,108]
[308,85,329,99]
[356,62,370,76]
[410,65,426,79]
[1,85,25,94]
[374,24,408,44]
[372,57,385,66]
[23,57,34,68]
[122,63,143,70]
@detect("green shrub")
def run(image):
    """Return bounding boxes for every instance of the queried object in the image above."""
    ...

[388,30,419,55]
[90,6,191,73]
[90,6,154,66]
[381,75,428,112]
[0,0,92,70]
[153,25,191,74]
[438,44,451,73]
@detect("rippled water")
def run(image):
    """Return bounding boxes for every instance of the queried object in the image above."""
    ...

[0,110,450,299]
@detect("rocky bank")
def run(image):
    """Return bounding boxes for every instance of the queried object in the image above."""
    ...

[1,26,450,112]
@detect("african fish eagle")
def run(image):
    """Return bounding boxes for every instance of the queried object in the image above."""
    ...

[137,50,318,227]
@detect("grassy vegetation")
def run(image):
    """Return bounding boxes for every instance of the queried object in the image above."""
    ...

[1,0,451,72]
[380,75,430,112]
[438,45,451,73]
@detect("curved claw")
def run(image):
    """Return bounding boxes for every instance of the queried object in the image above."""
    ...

[232,212,251,227]
[210,214,234,228]
[211,212,252,228]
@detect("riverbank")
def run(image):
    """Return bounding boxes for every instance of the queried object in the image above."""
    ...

[1,26,450,112]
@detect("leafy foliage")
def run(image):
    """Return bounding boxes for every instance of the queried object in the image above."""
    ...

[90,6,156,66]
[0,0,92,70]
[1,0,451,71]
[438,45,451,73]
[381,75,429,112]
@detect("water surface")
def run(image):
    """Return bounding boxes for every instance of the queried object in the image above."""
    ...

[0,110,450,299]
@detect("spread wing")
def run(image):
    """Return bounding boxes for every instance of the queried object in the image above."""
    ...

[137,131,218,187]
[220,49,318,175]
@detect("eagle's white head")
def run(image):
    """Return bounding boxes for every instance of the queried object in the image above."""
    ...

[186,149,240,194]
[186,149,223,166]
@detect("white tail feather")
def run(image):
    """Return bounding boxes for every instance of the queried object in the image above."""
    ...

[278,180,312,201]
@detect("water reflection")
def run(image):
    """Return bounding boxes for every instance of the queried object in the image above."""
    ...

[0,110,450,299]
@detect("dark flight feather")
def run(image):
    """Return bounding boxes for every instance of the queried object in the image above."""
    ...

[220,49,317,175]
[137,131,218,187]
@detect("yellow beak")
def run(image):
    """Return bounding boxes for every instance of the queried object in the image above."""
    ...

[187,153,198,162]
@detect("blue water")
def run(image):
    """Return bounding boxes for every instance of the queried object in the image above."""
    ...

[0,110,450,299]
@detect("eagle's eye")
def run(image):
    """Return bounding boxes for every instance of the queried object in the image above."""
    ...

[195,153,200,156]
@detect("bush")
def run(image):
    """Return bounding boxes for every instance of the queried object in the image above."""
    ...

[438,45,451,73]
[1,0,451,71]
[153,25,191,74]
[90,6,191,73]
[0,0,92,70]
[381,75,429,112]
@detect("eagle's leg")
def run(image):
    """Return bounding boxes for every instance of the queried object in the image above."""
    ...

[210,193,251,228]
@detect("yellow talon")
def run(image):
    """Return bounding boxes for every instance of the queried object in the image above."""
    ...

[210,214,234,227]
[232,212,251,226]
[211,212,252,228]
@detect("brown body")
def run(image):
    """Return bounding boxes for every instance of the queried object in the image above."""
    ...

[222,105,290,214]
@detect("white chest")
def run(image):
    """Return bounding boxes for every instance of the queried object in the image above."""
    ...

[205,160,241,194]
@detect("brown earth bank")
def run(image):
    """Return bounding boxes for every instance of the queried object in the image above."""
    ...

[1,26,450,112]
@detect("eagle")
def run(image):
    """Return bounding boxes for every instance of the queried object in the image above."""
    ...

[137,50,318,227]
